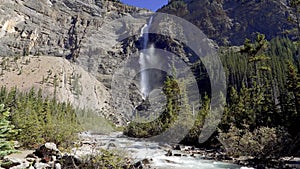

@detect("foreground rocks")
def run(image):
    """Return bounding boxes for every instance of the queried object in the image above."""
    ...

[1,141,151,169]
[164,144,300,169]
[2,143,67,169]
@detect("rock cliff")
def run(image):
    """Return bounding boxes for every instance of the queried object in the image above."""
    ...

[158,0,297,45]
[0,0,151,125]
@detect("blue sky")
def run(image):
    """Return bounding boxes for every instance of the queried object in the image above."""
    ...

[121,0,169,11]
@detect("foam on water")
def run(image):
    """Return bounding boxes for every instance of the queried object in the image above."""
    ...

[79,132,246,169]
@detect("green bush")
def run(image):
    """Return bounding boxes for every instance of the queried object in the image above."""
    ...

[218,124,291,159]
[79,149,130,169]
[0,104,18,158]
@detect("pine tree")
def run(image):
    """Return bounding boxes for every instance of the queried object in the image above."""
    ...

[286,61,300,115]
[278,90,297,133]
[0,104,18,158]
[241,33,270,86]
[239,33,275,127]
[162,76,180,128]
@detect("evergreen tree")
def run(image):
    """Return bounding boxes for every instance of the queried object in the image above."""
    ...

[240,33,276,127]
[0,104,18,158]
[286,61,300,114]
[278,90,297,132]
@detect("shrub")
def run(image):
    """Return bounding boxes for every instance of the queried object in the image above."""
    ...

[79,149,130,169]
[218,124,291,159]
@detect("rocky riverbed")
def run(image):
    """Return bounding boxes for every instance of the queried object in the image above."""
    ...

[2,132,299,169]
[76,132,300,169]
[72,132,245,169]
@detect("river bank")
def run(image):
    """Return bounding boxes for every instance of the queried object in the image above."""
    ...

[2,132,299,169]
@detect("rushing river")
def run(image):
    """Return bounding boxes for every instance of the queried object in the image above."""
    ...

[76,132,251,169]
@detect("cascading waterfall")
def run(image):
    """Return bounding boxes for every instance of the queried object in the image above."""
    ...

[139,17,153,99]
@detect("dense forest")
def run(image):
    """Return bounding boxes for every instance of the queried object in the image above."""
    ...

[125,34,300,163]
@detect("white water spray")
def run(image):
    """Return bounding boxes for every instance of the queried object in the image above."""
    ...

[139,17,153,99]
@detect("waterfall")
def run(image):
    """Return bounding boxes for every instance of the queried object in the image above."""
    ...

[139,17,153,99]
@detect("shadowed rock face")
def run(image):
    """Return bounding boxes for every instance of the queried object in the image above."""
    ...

[158,0,296,46]
[0,0,144,57]
[0,0,153,87]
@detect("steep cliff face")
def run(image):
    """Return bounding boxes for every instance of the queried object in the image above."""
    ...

[0,0,143,57]
[0,0,151,125]
[158,0,296,45]
[0,0,153,86]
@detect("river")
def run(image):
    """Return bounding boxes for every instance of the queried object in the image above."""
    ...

[75,132,252,169]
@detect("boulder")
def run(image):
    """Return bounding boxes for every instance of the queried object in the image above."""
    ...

[133,158,151,169]
[25,157,36,162]
[10,161,30,169]
[173,144,181,150]
[61,154,82,168]
[55,163,62,169]
[165,149,172,156]
[2,150,34,169]
[0,158,21,169]
[141,158,151,164]
[34,162,50,169]
[26,153,38,159]
[174,153,182,157]
[107,142,117,149]
[34,142,61,160]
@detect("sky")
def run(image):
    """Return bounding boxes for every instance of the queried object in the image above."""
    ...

[121,0,169,11]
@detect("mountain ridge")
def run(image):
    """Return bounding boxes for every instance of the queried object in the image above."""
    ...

[158,0,297,45]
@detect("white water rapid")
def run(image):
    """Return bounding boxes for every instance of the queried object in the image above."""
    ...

[76,132,252,169]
